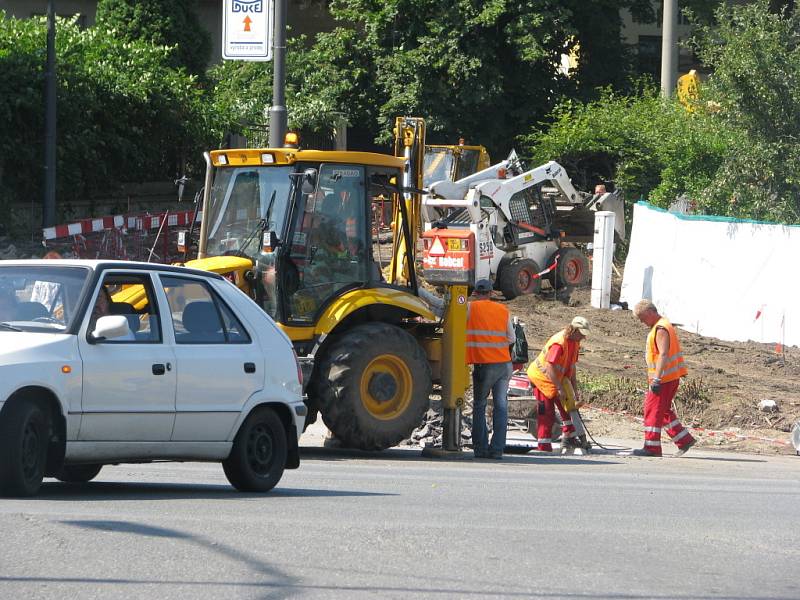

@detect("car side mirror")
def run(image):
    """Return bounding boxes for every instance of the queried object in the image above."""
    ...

[301,168,318,195]
[89,315,131,343]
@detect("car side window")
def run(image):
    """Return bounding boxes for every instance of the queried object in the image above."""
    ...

[89,274,161,343]
[160,276,251,344]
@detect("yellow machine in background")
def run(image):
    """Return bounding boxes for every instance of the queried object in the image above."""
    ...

[423,143,491,189]
[184,119,468,451]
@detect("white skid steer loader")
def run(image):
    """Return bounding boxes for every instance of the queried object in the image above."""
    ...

[421,154,625,299]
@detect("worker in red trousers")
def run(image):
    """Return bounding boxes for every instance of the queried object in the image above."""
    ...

[526,316,589,452]
[632,299,696,458]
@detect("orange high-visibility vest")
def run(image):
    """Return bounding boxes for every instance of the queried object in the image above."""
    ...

[646,317,688,383]
[527,331,579,399]
[466,300,511,364]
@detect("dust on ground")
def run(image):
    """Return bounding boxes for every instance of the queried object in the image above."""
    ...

[500,280,800,456]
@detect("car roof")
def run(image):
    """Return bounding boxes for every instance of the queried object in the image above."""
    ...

[0,259,224,281]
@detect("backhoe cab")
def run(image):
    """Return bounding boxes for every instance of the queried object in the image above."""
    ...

[186,124,465,452]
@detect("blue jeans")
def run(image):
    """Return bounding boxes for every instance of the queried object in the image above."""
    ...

[471,362,512,455]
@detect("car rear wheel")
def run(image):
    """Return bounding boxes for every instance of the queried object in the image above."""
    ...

[223,407,287,492]
[0,400,49,497]
[55,464,103,483]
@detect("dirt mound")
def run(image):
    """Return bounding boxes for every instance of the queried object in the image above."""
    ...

[502,281,799,454]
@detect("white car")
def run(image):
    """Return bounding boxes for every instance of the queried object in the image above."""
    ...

[0,260,305,496]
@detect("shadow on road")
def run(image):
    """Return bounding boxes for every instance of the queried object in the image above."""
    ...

[300,446,622,466]
[51,519,298,599]
[35,480,396,501]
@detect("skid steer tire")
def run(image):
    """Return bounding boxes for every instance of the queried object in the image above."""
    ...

[316,323,432,451]
[551,247,590,287]
[499,259,541,299]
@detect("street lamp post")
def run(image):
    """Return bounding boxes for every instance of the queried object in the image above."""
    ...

[43,0,57,227]
[660,0,678,98]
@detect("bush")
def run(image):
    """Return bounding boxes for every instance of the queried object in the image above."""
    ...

[0,12,214,223]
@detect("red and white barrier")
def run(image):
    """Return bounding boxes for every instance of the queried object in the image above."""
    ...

[42,210,202,241]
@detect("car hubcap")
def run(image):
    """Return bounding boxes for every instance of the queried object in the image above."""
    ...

[361,354,412,420]
[246,423,274,476]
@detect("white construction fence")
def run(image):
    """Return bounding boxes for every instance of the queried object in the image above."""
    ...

[620,201,800,348]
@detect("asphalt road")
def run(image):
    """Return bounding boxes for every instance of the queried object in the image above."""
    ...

[1,443,799,600]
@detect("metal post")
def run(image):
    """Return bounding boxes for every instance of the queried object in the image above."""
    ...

[43,0,57,227]
[660,0,678,98]
[422,284,470,457]
[268,0,287,148]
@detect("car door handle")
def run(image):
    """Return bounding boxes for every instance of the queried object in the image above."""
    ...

[244,362,256,374]
[152,363,166,375]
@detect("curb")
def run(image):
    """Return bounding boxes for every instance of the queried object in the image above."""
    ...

[583,404,791,448]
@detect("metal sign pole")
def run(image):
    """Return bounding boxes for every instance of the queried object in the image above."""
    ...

[268,0,287,148]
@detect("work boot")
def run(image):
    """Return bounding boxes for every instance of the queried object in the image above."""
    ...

[560,436,577,455]
[672,439,696,458]
[631,448,660,457]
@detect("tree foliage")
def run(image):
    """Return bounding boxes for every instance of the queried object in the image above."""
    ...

[525,0,800,224]
[208,0,656,156]
[95,0,212,76]
[0,12,212,217]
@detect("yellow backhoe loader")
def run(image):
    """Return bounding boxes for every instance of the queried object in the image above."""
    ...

[182,118,468,451]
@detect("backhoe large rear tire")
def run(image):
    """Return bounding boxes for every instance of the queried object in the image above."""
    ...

[316,323,432,451]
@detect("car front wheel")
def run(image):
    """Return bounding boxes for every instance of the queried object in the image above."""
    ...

[56,464,103,483]
[223,407,287,492]
[0,400,49,497]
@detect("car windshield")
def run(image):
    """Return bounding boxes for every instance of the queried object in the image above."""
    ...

[0,265,90,332]
[205,165,294,259]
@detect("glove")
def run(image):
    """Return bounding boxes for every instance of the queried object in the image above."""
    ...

[649,378,662,394]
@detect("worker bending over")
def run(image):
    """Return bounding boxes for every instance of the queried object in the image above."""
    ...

[466,279,515,460]
[632,300,696,457]
[527,317,590,453]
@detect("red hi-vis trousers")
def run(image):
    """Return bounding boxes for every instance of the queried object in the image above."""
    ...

[533,387,576,451]
[643,379,695,456]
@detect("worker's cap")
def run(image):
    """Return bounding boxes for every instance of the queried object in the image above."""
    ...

[473,279,493,294]
[571,316,590,336]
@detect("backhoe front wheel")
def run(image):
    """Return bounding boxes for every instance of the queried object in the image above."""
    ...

[316,323,432,450]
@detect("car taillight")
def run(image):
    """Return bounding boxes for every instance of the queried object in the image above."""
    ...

[292,348,303,386]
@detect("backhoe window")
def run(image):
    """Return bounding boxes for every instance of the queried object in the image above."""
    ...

[456,149,480,180]
[423,148,455,187]
[284,163,368,323]
[206,166,293,258]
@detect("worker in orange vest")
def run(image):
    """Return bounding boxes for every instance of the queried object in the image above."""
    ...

[632,300,696,457]
[467,279,516,460]
[526,316,589,452]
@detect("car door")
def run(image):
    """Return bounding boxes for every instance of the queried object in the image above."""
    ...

[158,275,263,441]
[77,271,177,441]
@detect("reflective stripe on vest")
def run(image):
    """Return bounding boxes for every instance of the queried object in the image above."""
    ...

[466,300,511,364]
[646,317,688,383]
[526,331,579,399]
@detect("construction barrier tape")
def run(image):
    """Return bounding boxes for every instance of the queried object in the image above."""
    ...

[43,210,202,241]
